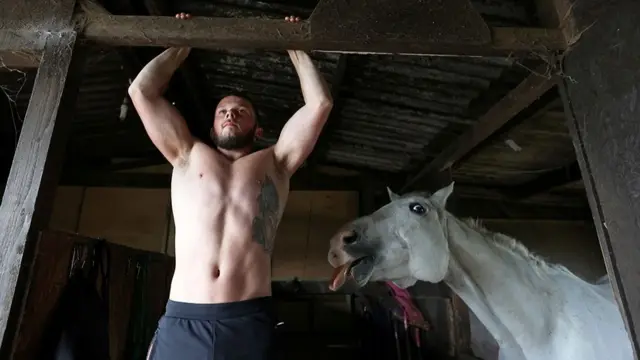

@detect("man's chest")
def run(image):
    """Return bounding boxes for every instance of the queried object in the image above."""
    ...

[178,149,286,206]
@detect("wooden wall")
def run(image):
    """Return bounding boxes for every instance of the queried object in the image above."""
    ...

[12,231,173,360]
[48,185,359,281]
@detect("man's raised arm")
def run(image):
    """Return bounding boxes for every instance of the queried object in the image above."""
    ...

[273,50,334,176]
[128,47,195,168]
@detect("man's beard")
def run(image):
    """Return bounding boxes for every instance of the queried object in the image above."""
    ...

[211,127,256,150]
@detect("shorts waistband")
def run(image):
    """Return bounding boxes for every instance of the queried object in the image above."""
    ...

[164,296,274,321]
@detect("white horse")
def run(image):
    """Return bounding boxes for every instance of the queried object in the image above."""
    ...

[326,182,633,360]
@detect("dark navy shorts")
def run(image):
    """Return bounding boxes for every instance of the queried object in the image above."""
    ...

[148,297,275,360]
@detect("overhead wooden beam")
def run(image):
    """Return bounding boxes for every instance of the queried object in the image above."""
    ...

[0,31,86,353]
[0,24,42,69]
[401,66,556,192]
[0,50,40,69]
[0,0,77,61]
[75,0,566,57]
[559,1,640,357]
[533,0,581,46]
[509,161,581,199]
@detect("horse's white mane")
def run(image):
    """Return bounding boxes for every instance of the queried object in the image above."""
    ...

[398,191,584,282]
[461,217,579,279]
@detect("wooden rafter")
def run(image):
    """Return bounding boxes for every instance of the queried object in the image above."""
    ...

[509,161,581,199]
[73,0,566,57]
[401,65,557,192]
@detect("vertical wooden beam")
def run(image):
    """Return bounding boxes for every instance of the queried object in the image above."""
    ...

[559,1,640,357]
[0,31,86,353]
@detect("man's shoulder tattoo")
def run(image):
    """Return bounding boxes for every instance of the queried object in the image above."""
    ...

[251,175,280,254]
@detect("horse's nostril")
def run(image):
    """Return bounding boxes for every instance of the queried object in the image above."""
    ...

[343,233,358,244]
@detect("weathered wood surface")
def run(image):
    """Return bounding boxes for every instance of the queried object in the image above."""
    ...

[0,0,76,31]
[1,0,566,56]
[75,0,566,57]
[0,31,86,351]
[0,0,78,67]
[0,50,40,68]
[307,0,490,45]
[79,17,565,57]
[402,66,556,191]
[559,1,640,357]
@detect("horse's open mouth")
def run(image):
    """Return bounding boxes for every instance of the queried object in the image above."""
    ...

[329,256,373,291]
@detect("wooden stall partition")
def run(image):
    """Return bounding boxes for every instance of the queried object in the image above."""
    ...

[12,230,82,360]
[12,230,174,360]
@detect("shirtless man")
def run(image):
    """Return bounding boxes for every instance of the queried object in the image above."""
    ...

[129,13,332,360]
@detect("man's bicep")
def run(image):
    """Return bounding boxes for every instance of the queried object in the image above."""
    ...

[273,104,331,175]
[130,92,195,166]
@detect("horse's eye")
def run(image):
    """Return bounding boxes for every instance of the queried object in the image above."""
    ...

[409,203,426,214]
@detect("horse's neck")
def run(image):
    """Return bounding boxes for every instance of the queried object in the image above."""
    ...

[442,216,555,351]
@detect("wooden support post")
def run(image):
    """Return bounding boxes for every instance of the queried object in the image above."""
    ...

[559,1,640,357]
[0,31,86,353]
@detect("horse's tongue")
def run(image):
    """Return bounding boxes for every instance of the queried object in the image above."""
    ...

[329,263,351,291]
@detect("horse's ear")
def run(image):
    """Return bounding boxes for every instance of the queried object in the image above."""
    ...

[387,187,400,202]
[430,182,454,208]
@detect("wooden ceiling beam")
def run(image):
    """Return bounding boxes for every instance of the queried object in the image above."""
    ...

[401,65,557,192]
[508,161,582,199]
[75,0,566,57]
[0,50,40,69]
